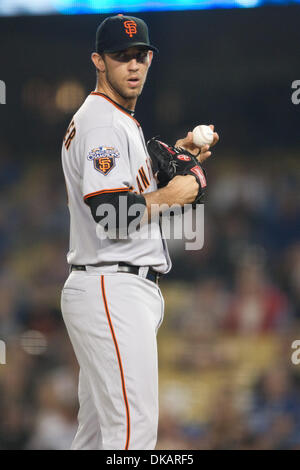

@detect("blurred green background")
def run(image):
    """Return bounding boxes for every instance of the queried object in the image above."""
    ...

[0,7,299,449]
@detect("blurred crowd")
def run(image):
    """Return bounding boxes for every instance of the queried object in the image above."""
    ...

[0,151,299,449]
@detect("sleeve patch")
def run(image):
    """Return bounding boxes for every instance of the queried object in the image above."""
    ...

[87,146,120,175]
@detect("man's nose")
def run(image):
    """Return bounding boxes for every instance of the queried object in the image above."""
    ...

[128,58,139,69]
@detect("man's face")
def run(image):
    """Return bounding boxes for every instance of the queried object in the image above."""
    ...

[102,46,153,101]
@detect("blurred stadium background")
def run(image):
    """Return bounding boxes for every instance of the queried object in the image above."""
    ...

[0,1,300,450]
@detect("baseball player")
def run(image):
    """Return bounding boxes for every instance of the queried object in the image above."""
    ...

[61,14,218,450]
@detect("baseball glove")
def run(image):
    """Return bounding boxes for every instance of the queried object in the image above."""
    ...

[147,137,207,204]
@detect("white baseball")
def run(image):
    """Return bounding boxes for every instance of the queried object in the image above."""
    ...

[192,125,214,147]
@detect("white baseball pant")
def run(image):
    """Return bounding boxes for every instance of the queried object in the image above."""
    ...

[61,267,164,450]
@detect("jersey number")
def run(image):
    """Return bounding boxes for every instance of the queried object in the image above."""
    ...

[136,165,150,193]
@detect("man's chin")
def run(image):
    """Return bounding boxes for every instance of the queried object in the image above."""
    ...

[124,88,140,99]
[123,84,144,97]
[114,85,143,102]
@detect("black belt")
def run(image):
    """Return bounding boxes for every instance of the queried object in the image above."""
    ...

[71,263,161,285]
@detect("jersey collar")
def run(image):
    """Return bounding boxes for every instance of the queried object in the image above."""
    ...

[90,91,140,127]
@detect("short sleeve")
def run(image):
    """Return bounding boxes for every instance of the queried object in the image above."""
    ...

[81,126,132,203]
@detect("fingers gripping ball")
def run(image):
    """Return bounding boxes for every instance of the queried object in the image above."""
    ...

[147,137,207,204]
[192,125,214,147]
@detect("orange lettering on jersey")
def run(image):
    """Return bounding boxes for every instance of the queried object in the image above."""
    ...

[64,120,76,150]
[136,175,144,193]
[139,166,150,187]
[138,166,150,190]
[124,20,137,38]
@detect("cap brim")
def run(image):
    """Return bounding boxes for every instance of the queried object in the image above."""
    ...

[104,42,159,53]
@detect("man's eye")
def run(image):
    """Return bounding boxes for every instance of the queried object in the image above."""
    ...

[114,53,126,61]
[136,53,147,63]
[113,51,147,62]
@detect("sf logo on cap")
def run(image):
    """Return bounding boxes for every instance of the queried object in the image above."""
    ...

[124,20,137,37]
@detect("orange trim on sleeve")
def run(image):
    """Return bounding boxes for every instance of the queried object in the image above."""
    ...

[101,275,131,450]
[90,92,140,128]
[83,187,130,202]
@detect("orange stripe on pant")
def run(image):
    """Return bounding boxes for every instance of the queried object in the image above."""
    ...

[100,275,131,450]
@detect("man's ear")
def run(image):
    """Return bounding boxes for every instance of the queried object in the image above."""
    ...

[91,52,105,73]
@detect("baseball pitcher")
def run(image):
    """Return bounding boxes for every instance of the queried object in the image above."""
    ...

[61,14,218,450]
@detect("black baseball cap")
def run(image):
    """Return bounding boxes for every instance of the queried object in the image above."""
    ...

[95,14,159,54]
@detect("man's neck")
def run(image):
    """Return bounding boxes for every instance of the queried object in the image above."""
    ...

[95,83,136,112]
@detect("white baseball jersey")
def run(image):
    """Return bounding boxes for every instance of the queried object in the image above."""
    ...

[61,92,171,274]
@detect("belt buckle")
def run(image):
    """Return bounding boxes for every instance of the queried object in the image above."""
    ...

[118,264,131,274]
